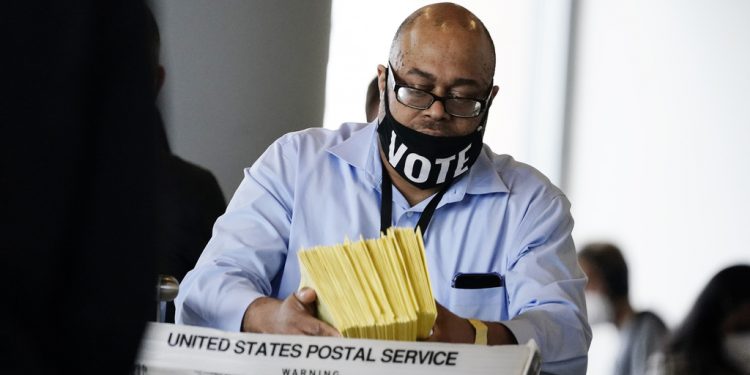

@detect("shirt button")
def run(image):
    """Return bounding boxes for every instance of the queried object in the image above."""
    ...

[406,212,413,217]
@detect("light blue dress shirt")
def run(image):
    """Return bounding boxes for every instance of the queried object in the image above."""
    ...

[176,122,591,374]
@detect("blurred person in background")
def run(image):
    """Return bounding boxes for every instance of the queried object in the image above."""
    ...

[579,243,669,375]
[647,264,750,375]
[143,5,227,323]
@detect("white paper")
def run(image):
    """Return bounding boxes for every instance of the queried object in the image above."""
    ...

[135,322,540,375]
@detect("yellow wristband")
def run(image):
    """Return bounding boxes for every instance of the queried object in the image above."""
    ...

[468,319,487,345]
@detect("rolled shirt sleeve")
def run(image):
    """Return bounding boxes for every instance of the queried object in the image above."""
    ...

[502,193,591,374]
[176,137,296,331]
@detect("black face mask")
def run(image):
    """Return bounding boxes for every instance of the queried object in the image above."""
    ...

[377,71,488,190]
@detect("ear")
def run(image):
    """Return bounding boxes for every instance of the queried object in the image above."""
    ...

[376,64,387,98]
[487,85,499,107]
[376,64,388,121]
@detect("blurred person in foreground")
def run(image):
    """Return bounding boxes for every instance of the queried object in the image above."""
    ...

[578,243,669,375]
[646,264,750,375]
[177,3,591,373]
[1,1,163,373]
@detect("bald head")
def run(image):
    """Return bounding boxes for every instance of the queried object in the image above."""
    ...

[389,2,496,82]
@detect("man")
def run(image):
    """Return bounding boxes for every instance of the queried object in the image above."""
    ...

[176,3,590,373]
[578,243,668,375]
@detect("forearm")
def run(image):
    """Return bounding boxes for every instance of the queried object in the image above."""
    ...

[428,303,517,345]
[460,319,518,345]
[487,321,518,345]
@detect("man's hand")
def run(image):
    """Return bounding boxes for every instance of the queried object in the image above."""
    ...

[241,287,341,337]
[425,302,517,345]
[424,302,474,343]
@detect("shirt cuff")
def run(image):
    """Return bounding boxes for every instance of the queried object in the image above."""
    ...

[500,317,537,347]
[213,286,267,332]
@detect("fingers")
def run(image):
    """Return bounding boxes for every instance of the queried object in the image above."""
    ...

[423,327,441,342]
[424,302,447,342]
[295,287,317,304]
[283,288,341,337]
[294,315,341,337]
[289,287,317,317]
[423,301,473,344]
[244,289,342,337]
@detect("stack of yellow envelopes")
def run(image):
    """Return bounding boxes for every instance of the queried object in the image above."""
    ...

[297,227,436,341]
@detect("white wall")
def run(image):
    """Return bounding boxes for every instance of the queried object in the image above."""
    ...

[569,0,750,328]
[565,1,750,372]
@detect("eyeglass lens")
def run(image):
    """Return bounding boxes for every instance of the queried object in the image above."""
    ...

[396,86,482,117]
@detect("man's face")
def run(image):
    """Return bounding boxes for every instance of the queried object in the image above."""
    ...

[579,258,606,294]
[377,21,498,137]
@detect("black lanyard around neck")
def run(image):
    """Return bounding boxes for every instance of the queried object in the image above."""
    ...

[379,162,453,235]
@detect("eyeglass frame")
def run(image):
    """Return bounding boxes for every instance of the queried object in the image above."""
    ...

[387,62,494,118]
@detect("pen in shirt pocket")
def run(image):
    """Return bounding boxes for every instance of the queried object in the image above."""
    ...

[451,272,504,289]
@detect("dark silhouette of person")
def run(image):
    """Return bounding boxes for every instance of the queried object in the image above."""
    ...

[143,6,227,321]
[1,1,164,373]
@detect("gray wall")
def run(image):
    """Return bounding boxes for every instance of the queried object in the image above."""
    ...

[154,1,332,199]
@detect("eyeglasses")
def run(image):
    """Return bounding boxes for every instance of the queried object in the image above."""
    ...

[388,63,492,118]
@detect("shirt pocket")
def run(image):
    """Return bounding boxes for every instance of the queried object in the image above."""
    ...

[447,286,506,321]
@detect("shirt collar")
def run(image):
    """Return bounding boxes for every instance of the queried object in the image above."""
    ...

[326,122,381,188]
[326,122,509,199]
